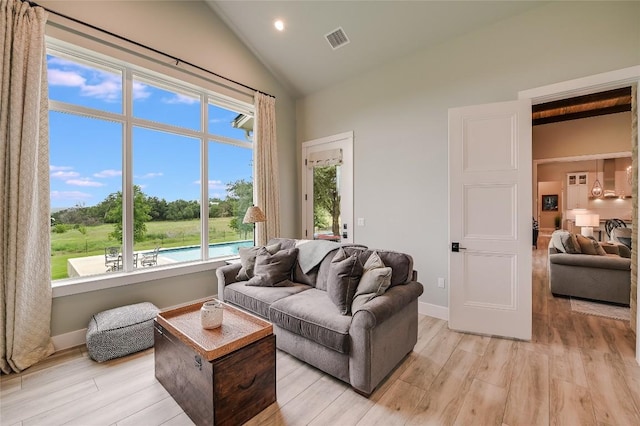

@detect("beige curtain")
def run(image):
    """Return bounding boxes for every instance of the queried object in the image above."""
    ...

[253,92,280,245]
[631,84,638,333]
[0,0,55,373]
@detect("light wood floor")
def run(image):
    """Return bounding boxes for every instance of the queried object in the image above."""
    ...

[2,241,639,426]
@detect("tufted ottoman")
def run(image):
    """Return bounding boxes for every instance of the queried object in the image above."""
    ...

[86,302,159,362]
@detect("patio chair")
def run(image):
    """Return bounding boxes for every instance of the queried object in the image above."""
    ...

[140,246,160,267]
[105,246,120,272]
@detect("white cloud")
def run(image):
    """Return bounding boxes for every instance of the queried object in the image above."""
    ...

[133,81,151,100]
[93,169,122,178]
[51,190,92,200]
[48,69,86,87]
[193,179,226,191]
[138,172,163,179]
[210,192,224,199]
[50,165,74,171]
[209,118,228,124]
[163,93,198,105]
[51,170,80,179]
[66,178,106,187]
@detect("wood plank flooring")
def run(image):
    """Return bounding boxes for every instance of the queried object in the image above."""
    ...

[2,240,639,425]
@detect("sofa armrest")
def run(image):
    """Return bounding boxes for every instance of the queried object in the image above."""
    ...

[349,280,423,395]
[215,263,242,301]
[351,281,424,328]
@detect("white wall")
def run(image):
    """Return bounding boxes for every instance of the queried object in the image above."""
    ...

[296,1,640,308]
[39,0,297,335]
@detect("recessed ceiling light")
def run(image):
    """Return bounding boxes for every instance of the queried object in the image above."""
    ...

[274,20,285,32]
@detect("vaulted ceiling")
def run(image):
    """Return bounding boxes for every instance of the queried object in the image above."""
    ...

[206,1,545,98]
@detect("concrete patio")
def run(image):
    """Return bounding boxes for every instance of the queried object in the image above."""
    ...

[67,253,176,278]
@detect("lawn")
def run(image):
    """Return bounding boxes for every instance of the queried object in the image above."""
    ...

[51,217,250,280]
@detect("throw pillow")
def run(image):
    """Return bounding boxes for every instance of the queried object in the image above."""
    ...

[575,234,606,256]
[246,247,298,287]
[561,232,582,254]
[351,251,392,313]
[327,247,364,315]
[236,243,281,281]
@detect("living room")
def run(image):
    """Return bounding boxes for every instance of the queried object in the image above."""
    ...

[2,0,640,425]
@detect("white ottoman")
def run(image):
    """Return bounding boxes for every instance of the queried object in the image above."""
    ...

[86,302,159,362]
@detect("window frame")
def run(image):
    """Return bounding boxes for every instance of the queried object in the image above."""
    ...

[47,38,255,297]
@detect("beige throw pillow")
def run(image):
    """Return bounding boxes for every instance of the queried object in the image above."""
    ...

[575,234,606,256]
[351,251,392,313]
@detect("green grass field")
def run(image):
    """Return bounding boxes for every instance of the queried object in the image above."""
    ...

[51,217,250,280]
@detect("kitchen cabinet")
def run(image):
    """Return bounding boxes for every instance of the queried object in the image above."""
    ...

[615,170,633,198]
[566,172,588,209]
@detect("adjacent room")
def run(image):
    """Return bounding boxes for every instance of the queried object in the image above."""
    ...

[2,1,640,425]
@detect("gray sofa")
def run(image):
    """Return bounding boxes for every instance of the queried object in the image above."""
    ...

[216,238,423,395]
[548,232,631,305]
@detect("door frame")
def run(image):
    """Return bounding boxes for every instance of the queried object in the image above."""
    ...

[300,131,354,242]
[518,65,640,364]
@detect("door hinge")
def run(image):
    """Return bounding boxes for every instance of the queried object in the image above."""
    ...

[305,194,307,201]
[305,159,308,166]
[305,229,308,237]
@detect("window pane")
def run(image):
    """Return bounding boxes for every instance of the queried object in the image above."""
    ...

[133,127,201,265]
[313,165,342,241]
[133,78,200,131]
[47,54,123,114]
[209,141,253,252]
[49,112,123,280]
[209,103,252,141]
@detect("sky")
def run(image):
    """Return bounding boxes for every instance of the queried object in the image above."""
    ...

[47,54,253,209]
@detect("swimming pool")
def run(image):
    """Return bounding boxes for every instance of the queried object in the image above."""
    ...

[159,240,253,262]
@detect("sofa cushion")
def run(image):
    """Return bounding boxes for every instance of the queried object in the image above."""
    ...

[549,253,631,271]
[236,243,281,281]
[352,251,392,313]
[247,247,299,287]
[224,280,312,319]
[327,247,364,315]
[269,288,352,353]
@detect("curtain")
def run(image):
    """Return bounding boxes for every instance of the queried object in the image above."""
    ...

[631,83,638,333]
[0,0,55,373]
[253,92,280,245]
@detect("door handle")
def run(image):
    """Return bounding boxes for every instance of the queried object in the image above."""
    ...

[451,242,467,252]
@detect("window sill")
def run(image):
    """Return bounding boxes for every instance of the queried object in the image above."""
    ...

[51,257,236,298]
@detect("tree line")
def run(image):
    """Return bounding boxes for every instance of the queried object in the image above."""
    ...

[51,179,254,242]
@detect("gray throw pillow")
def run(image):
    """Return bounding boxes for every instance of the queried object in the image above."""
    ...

[236,243,281,281]
[550,231,581,254]
[351,251,392,313]
[327,247,364,315]
[246,248,298,287]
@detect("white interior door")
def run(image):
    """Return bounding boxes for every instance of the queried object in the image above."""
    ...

[449,100,532,340]
[301,132,353,243]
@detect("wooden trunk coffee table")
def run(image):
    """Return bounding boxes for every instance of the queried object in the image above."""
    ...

[154,299,276,426]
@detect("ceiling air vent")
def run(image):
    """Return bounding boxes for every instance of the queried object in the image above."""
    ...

[325,27,350,50]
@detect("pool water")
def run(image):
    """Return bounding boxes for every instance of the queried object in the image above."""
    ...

[159,240,253,262]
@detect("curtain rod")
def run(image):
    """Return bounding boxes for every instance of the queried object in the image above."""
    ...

[26,0,275,99]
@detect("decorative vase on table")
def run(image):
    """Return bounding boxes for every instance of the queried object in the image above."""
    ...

[200,299,224,329]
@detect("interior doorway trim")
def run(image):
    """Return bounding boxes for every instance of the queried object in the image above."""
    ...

[519,65,640,365]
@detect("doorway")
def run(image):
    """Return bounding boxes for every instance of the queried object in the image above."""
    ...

[301,131,354,243]
[520,66,640,363]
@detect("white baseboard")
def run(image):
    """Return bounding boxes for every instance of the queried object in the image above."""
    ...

[418,301,449,321]
[52,328,87,351]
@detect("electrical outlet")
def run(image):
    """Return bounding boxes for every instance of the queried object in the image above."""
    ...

[437,277,445,288]
[357,218,365,226]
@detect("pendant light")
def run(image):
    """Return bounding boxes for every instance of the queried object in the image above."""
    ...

[591,159,603,198]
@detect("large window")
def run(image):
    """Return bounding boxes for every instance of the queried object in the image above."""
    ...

[48,43,254,281]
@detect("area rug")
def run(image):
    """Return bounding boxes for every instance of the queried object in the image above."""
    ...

[570,298,630,321]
